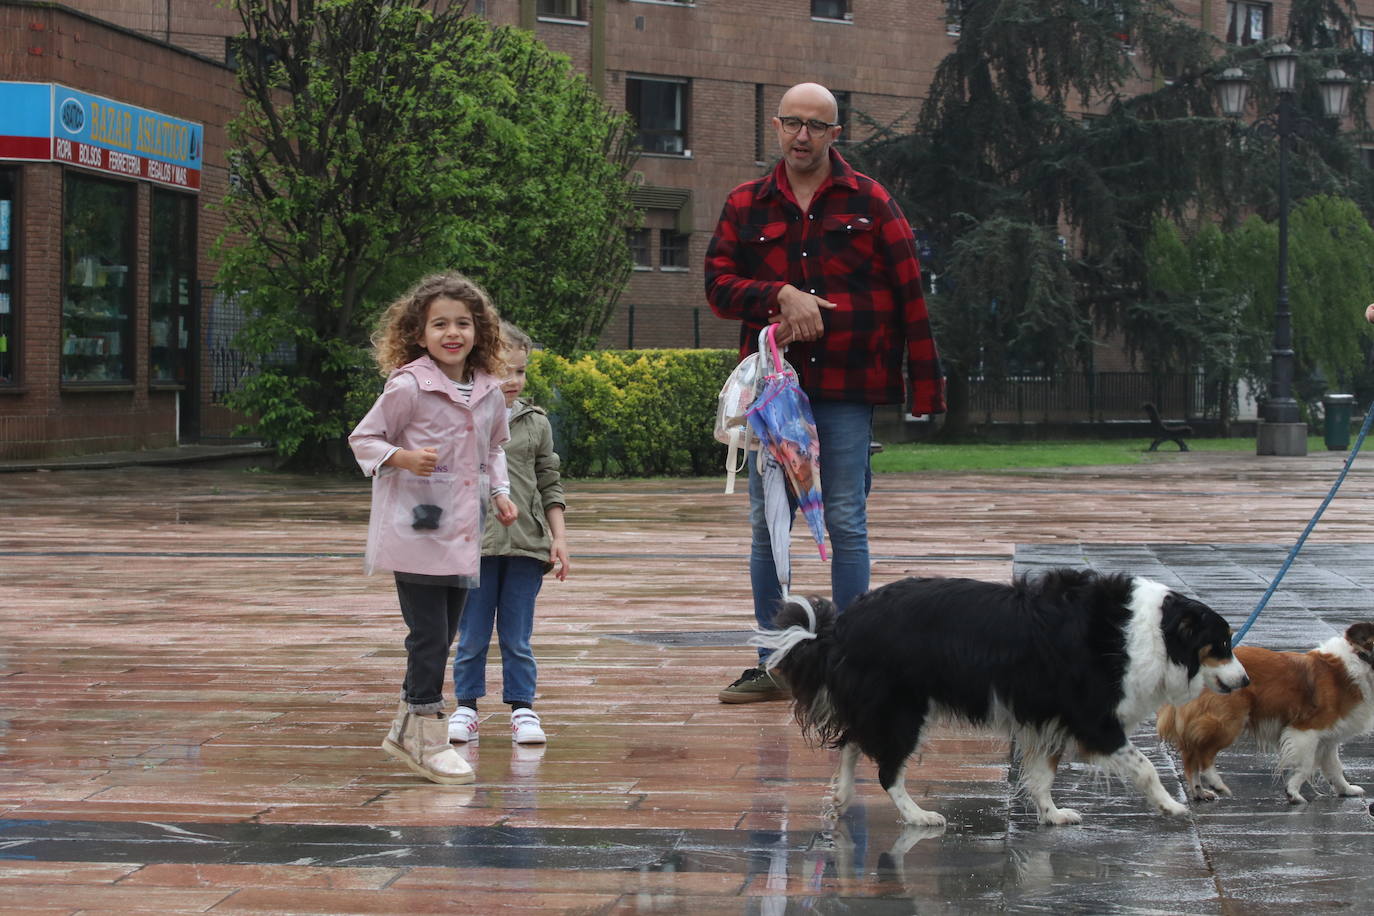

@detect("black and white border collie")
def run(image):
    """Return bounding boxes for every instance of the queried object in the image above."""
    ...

[756,569,1250,826]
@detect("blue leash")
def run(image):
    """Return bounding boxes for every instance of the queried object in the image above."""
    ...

[1233,399,1374,645]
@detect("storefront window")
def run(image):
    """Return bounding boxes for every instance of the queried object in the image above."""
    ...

[0,169,15,386]
[150,190,196,385]
[62,174,134,383]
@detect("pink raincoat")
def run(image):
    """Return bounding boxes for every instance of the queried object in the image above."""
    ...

[349,355,510,578]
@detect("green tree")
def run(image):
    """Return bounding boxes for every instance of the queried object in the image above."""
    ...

[1286,195,1374,392]
[218,0,637,467]
[1143,197,1374,425]
[1138,219,1266,433]
[852,0,1365,434]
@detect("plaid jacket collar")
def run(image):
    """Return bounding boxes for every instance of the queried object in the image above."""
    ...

[754,148,861,208]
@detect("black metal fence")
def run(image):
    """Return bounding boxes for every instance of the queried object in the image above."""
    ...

[967,371,1213,423]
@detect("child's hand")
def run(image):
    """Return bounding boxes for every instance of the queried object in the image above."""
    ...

[389,447,438,476]
[493,493,518,526]
[550,537,570,581]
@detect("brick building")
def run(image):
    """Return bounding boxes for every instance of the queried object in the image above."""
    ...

[0,0,1358,457]
[0,2,239,458]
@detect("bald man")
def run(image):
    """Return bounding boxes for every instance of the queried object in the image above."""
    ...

[706,82,946,703]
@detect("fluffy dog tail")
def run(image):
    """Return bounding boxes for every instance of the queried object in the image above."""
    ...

[751,595,842,745]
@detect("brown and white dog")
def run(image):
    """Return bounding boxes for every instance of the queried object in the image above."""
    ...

[1158,622,1374,804]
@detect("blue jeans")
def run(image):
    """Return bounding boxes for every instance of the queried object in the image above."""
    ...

[451,555,544,705]
[749,400,874,661]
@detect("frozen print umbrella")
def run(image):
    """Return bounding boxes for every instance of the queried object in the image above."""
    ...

[746,324,828,587]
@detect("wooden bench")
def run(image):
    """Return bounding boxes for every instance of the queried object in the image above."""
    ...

[1142,402,1192,452]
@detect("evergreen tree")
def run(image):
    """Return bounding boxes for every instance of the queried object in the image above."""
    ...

[853,0,1367,434]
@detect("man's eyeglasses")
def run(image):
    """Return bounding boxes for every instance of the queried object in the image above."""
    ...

[777,116,839,135]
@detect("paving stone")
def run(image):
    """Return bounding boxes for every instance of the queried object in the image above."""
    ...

[0,451,1372,911]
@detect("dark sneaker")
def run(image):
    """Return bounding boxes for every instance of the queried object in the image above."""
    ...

[718,667,790,704]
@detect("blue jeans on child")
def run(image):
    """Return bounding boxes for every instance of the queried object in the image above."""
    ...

[451,555,545,705]
[749,400,874,662]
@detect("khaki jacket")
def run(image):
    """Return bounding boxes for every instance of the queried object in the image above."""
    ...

[480,399,564,571]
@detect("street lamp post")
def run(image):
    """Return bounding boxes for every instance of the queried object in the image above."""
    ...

[1214,46,1351,456]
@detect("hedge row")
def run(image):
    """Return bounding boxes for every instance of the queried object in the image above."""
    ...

[525,348,738,477]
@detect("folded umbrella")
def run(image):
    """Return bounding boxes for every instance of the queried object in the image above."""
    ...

[747,324,828,566]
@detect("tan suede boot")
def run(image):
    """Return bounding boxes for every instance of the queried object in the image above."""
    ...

[381,699,409,761]
[391,712,475,785]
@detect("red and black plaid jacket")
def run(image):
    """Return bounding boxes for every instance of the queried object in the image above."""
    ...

[704,149,945,414]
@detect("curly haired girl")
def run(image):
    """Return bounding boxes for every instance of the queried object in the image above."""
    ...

[349,270,518,785]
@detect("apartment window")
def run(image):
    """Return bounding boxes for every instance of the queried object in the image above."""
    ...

[1226,1,1269,46]
[62,174,135,384]
[659,230,689,269]
[1357,25,1374,54]
[537,0,583,20]
[0,169,15,385]
[225,36,279,71]
[628,229,651,269]
[1086,0,1131,47]
[947,0,965,35]
[149,190,197,385]
[812,0,851,21]
[1360,146,1374,170]
[627,76,689,155]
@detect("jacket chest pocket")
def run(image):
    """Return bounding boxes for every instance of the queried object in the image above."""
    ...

[819,213,879,272]
[740,220,790,280]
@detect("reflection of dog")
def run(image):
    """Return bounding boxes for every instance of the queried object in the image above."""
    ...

[1158,622,1374,804]
[756,570,1250,826]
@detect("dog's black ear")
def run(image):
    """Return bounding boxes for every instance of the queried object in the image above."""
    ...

[1346,622,1374,654]
[1174,611,1194,639]
[1161,593,1219,676]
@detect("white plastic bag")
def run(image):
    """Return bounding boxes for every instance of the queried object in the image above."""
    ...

[714,326,793,494]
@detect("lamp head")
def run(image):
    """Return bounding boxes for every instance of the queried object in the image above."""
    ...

[1318,69,1352,120]
[1264,43,1298,93]
[1214,68,1251,117]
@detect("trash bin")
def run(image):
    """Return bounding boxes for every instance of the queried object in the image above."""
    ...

[1323,393,1355,451]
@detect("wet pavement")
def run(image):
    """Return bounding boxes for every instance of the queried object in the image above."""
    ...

[1,450,1373,913]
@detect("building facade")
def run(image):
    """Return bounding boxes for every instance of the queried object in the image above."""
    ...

[0,3,239,458]
[0,0,1354,457]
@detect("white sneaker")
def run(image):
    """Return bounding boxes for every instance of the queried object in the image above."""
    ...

[448,707,479,743]
[511,708,546,745]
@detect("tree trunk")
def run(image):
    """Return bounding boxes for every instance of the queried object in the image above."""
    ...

[936,371,971,440]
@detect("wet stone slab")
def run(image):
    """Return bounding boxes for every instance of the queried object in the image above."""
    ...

[2,460,1373,911]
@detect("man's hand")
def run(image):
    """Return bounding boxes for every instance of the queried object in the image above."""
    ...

[772,284,836,345]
